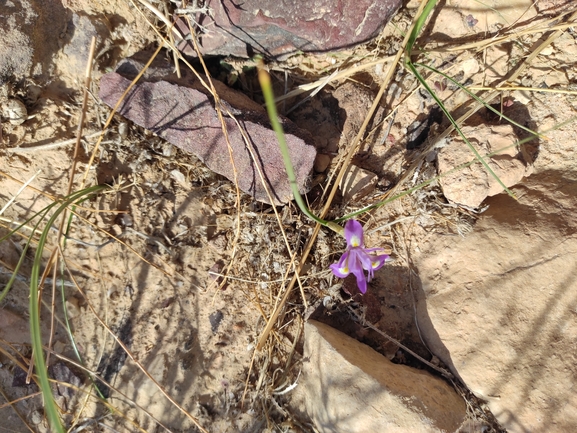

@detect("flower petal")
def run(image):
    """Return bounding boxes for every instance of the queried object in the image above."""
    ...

[351,264,368,294]
[370,254,389,273]
[344,219,364,248]
[352,248,374,273]
[364,247,385,254]
[330,251,351,278]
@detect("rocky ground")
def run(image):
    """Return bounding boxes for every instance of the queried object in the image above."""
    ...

[1,1,576,432]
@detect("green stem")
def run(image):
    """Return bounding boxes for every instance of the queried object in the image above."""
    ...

[0,207,54,303]
[415,62,544,140]
[257,62,343,235]
[30,184,107,433]
[403,0,515,200]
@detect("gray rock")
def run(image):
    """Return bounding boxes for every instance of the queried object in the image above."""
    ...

[0,0,67,84]
[176,0,402,58]
[99,56,316,204]
[61,14,110,78]
[291,320,467,433]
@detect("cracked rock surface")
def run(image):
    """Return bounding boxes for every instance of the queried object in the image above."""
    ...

[99,55,317,205]
[176,0,402,58]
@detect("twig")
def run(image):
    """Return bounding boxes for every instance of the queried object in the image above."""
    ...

[255,0,431,351]
[80,43,163,189]
[183,23,244,294]
[6,131,102,153]
[348,307,454,379]
[0,169,41,216]
[47,37,97,368]
[60,256,208,433]
[132,0,184,40]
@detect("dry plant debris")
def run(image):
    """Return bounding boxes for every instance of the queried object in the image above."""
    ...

[0,0,576,432]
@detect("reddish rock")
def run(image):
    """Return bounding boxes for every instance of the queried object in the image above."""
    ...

[99,56,316,204]
[177,0,402,58]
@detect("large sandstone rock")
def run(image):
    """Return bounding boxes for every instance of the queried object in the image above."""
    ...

[437,124,533,208]
[176,0,402,58]
[415,171,577,432]
[99,56,316,205]
[292,320,467,433]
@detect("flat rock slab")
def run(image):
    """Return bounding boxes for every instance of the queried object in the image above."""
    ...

[99,56,316,204]
[177,0,402,58]
[291,320,466,433]
[437,124,533,208]
[415,172,577,432]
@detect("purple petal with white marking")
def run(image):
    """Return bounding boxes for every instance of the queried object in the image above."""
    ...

[329,251,350,278]
[344,219,364,248]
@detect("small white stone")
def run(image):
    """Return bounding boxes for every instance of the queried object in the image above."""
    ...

[170,169,187,186]
[3,99,27,125]
[461,58,480,77]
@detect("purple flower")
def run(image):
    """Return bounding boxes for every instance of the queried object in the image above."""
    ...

[330,219,389,294]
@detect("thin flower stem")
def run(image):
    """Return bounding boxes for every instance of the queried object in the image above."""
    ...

[257,62,343,235]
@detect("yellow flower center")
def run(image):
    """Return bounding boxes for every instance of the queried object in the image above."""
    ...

[350,235,361,247]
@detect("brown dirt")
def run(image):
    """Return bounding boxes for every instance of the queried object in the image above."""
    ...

[1,1,576,432]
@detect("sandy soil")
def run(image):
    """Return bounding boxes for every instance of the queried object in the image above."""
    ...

[1,1,576,432]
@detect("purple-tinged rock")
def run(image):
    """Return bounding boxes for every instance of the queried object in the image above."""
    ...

[99,56,316,205]
[176,0,402,58]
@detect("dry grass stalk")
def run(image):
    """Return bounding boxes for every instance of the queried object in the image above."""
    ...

[255,0,432,352]
[380,8,577,208]
[61,256,208,432]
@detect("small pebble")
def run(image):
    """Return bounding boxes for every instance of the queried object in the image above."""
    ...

[209,310,224,333]
[314,154,331,173]
[3,99,27,125]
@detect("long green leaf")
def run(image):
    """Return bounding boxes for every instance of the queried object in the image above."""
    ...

[335,131,539,222]
[415,62,544,140]
[405,0,438,56]
[404,0,515,200]
[0,206,58,303]
[29,184,107,433]
[407,61,516,198]
[257,62,343,234]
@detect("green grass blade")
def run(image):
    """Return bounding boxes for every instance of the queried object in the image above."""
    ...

[29,184,107,433]
[257,61,343,234]
[57,255,107,401]
[403,0,515,200]
[336,114,575,222]
[415,62,544,140]
[406,61,516,199]
[335,131,537,222]
[406,0,438,56]
[0,204,61,303]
